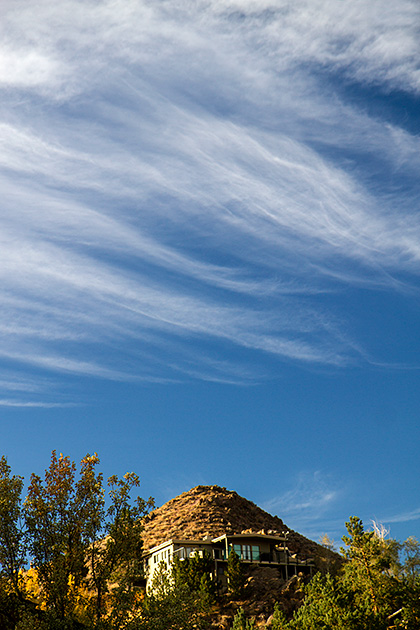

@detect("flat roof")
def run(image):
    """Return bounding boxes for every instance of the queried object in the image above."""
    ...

[145,538,214,555]
[146,532,288,554]
[212,533,287,543]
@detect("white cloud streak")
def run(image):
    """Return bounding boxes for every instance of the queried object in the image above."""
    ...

[380,507,420,524]
[0,0,419,396]
[0,399,77,408]
[262,470,342,540]
[264,471,338,517]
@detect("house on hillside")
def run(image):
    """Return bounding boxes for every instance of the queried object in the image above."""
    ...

[143,530,314,591]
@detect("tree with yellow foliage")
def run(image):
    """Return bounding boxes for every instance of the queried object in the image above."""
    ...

[0,451,153,629]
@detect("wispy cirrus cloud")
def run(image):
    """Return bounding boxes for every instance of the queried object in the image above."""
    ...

[379,507,420,525]
[0,0,419,401]
[0,399,78,408]
[264,471,339,516]
[262,470,342,540]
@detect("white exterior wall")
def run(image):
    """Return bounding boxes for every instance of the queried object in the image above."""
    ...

[145,542,174,589]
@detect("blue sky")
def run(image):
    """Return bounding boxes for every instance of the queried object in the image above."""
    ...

[1,0,420,547]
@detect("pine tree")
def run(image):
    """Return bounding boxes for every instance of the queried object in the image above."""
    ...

[226,549,245,598]
[133,561,212,630]
[288,571,368,630]
[231,607,256,629]
[271,602,288,630]
[341,516,397,621]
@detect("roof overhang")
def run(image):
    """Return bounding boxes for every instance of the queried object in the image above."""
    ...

[212,533,287,544]
[145,538,214,556]
[145,532,288,557]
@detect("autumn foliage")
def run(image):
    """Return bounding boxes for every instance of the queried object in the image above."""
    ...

[0,452,153,629]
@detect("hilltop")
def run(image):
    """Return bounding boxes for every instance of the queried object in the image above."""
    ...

[142,484,339,572]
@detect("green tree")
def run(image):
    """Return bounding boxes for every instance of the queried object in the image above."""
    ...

[288,571,369,630]
[172,551,216,601]
[271,602,288,630]
[0,456,29,630]
[288,517,420,630]
[0,456,26,597]
[131,561,211,630]
[226,549,245,599]
[388,536,420,629]
[23,451,153,628]
[85,471,154,628]
[400,536,420,586]
[24,451,96,622]
[341,516,397,621]
[231,607,256,629]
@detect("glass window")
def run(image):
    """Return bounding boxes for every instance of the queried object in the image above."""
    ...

[243,545,251,560]
[230,543,260,561]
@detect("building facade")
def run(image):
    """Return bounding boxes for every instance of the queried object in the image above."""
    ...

[143,531,314,591]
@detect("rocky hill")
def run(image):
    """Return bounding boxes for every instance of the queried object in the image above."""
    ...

[142,485,339,572]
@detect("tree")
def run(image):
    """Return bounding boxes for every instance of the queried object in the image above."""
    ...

[400,536,420,586]
[85,471,154,627]
[24,451,95,622]
[231,607,256,630]
[172,551,216,601]
[130,561,212,630]
[319,533,341,574]
[288,571,368,630]
[388,536,420,629]
[0,457,42,630]
[23,451,154,628]
[341,516,398,621]
[288,517,420,630]
[226,549,245,599]
[0,456,26,597]
[270,602,288,630]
